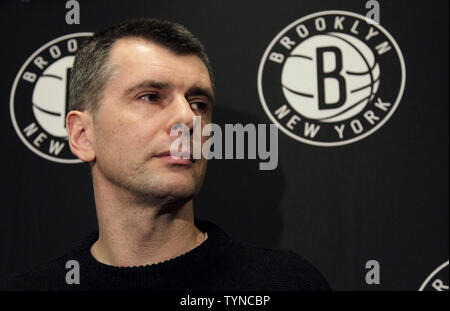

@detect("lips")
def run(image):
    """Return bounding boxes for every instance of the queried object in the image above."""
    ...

[154,150,195,164]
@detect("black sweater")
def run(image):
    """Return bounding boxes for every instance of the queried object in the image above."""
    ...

[0,220,330,291]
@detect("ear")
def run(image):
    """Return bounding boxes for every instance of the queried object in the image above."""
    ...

[66,111,96,162]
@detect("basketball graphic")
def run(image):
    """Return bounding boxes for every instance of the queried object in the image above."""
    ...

[258,11,405,146]
[10,33,92,163]
[281,32,380,123]
[32,56,74,138]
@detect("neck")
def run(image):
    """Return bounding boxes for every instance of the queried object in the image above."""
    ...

[90,171,206,267]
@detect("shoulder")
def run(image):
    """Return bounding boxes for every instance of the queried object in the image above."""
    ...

[218,241,331,291]
[0,235,93,291]
[0,256,69,291]
[199,220,331,291]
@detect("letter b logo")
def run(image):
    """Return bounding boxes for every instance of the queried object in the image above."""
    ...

[316,46,347,110]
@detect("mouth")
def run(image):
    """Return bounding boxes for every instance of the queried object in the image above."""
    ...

[154,150,195,165]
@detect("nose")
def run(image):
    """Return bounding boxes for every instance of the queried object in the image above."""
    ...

[165,94,196,134]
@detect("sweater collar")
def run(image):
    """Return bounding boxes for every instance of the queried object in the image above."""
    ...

[70,219,232,290]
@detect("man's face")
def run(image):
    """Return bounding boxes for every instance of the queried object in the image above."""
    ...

[90,37,213,203]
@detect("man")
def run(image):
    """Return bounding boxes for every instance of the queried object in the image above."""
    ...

[1,18,329,291]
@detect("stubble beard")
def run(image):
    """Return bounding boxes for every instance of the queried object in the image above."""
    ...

[103,158,207,208]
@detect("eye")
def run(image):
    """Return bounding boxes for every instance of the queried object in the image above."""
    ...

[139,93,160,103]
[190,101,208,111]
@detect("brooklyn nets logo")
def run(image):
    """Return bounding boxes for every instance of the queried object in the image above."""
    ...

[10,33,92,163]
[257,11,405,146]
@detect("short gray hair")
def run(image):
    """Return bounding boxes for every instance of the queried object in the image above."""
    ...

[69,18,213,114]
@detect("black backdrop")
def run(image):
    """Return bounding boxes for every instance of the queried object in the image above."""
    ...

[0,0,448,291]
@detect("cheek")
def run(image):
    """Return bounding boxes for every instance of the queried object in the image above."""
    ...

[95,116,142,159]
[102,119,166,161]
[94,102,169,158]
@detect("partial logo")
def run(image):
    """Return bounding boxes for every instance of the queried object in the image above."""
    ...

[10,32,92,163]
[419,260,449,291]
[258,10,405,146]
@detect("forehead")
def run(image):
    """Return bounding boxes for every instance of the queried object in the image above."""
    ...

[107,37,212,92]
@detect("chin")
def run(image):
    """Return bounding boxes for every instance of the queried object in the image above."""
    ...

[166,180,199,197]
[147,176,200,199]
[126,165,204,201]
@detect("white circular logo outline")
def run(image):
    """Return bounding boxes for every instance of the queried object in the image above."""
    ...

[257,10,406,147]
[10,32,93,163]
[419,260,449,291]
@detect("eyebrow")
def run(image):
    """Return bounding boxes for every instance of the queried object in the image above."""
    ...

[124,80,172,97]
[124,79,215,105]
